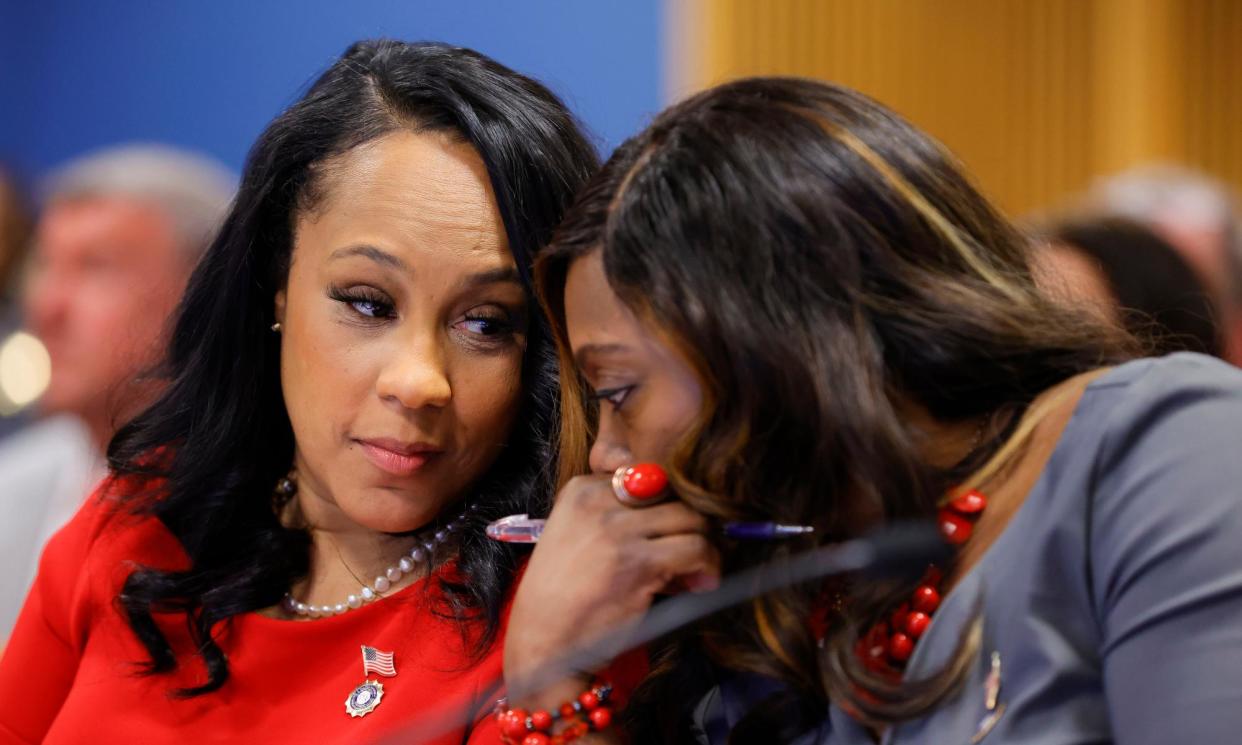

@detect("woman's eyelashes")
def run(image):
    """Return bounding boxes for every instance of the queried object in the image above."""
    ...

[328,284,395,321]
[453,303,528,353]
[591,384,636,410]
[456,310,516,338]
[327,284,523,347]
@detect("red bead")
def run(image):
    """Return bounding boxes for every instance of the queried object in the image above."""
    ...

[530,710,553,731]
[889,602,910,631]
[948,489,987,515]
[922,565,944,586]
[904,611,931,638]
[911,585,941,614]
[559,703,577,719]
[939,509,973,545]
[864,623,889,653]
[888,632,914,661]
[522,735,550,745]
[589,706,613,730]
[561,722,589,742]
[578,691,599,710]
[855,623,890,671]
[857,624,900,673]
[621,463,667,500]
[500,709,529,738]
[862,644,888,672]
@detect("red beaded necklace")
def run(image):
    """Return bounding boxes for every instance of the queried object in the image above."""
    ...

[855,488,988,674]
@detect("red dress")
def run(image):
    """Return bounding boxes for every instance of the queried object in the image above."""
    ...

[0,481,509,744]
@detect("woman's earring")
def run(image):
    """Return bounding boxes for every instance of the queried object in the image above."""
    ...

[271,322,282,332]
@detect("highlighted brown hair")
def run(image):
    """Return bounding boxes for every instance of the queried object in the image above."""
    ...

[536,77,1131,741]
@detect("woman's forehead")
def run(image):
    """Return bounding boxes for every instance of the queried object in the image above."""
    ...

[294,130,510,268]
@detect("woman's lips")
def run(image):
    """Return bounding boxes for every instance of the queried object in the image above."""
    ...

[356,439,442,477]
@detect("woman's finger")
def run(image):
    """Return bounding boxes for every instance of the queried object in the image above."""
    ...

[640,533,722,591]
[607,501,711,539]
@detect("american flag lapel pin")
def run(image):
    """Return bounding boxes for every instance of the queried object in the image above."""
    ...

[345,645,398,718]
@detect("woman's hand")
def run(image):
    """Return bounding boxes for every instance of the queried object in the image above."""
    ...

[504,472,721,703]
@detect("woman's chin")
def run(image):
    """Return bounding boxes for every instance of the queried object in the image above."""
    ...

[340,489,449,535]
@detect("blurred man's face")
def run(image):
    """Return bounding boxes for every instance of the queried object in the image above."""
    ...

[24,197,189,429]
[1151,218,1242,366]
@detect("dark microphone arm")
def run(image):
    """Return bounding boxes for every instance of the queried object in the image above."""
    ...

[375,521,949,744]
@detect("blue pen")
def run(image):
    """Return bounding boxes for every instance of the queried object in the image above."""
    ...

[721,522,816,540]
[485,514,814,544]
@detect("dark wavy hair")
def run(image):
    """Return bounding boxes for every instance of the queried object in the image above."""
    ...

[536,77,1133,742]
[107,40,598,696]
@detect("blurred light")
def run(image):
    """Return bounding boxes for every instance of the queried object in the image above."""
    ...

[0,331,51,415]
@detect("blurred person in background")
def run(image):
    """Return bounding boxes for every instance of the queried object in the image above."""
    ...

[1088,165,1242,364]
[1036,216,1222,357]
[0,145,233,643]
[0,166,35,440]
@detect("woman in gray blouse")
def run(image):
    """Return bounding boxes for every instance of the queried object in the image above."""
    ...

[502,76,1242,745]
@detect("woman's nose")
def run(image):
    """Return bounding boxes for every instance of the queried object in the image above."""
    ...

[375,334,452,410]
[588,419,632,474]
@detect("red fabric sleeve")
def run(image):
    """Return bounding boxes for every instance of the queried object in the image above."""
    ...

[604,647,649,712]
[465,697,503,745]
[0,486,113,744]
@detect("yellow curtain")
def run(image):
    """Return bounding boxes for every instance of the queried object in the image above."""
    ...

[665,0,1242,216]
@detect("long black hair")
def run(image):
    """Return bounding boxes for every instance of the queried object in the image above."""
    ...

[537,77,1132,741]
[107,40,598,696]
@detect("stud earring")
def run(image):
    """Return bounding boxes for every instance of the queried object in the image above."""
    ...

[271,322,282,332]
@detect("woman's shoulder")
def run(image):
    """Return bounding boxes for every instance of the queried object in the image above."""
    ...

[1064,356,1242,744]
[1086,351,1242,402]
[19,475,182,654]
[1074,354,1242,607]
[43,475,185,600]
[55,475,173,551]
[1078,352,1242,465]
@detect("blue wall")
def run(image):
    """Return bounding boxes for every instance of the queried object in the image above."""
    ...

[0,0,663,179]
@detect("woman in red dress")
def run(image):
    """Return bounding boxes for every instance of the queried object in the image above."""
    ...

[0,40,597,744]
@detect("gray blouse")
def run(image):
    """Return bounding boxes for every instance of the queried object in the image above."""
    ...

[694,353,1242,744]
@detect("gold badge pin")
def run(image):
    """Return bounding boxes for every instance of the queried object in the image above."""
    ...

[346,679,385,717]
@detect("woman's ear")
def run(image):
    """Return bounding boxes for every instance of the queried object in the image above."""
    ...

[273,290,287,328]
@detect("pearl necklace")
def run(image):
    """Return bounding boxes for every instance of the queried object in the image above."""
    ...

[275,476,476,619]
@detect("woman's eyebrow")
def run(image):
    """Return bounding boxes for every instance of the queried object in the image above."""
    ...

[460,266,521,288]
[327,248,521,294]
[328,244,407,271]
[574,343,629,371]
